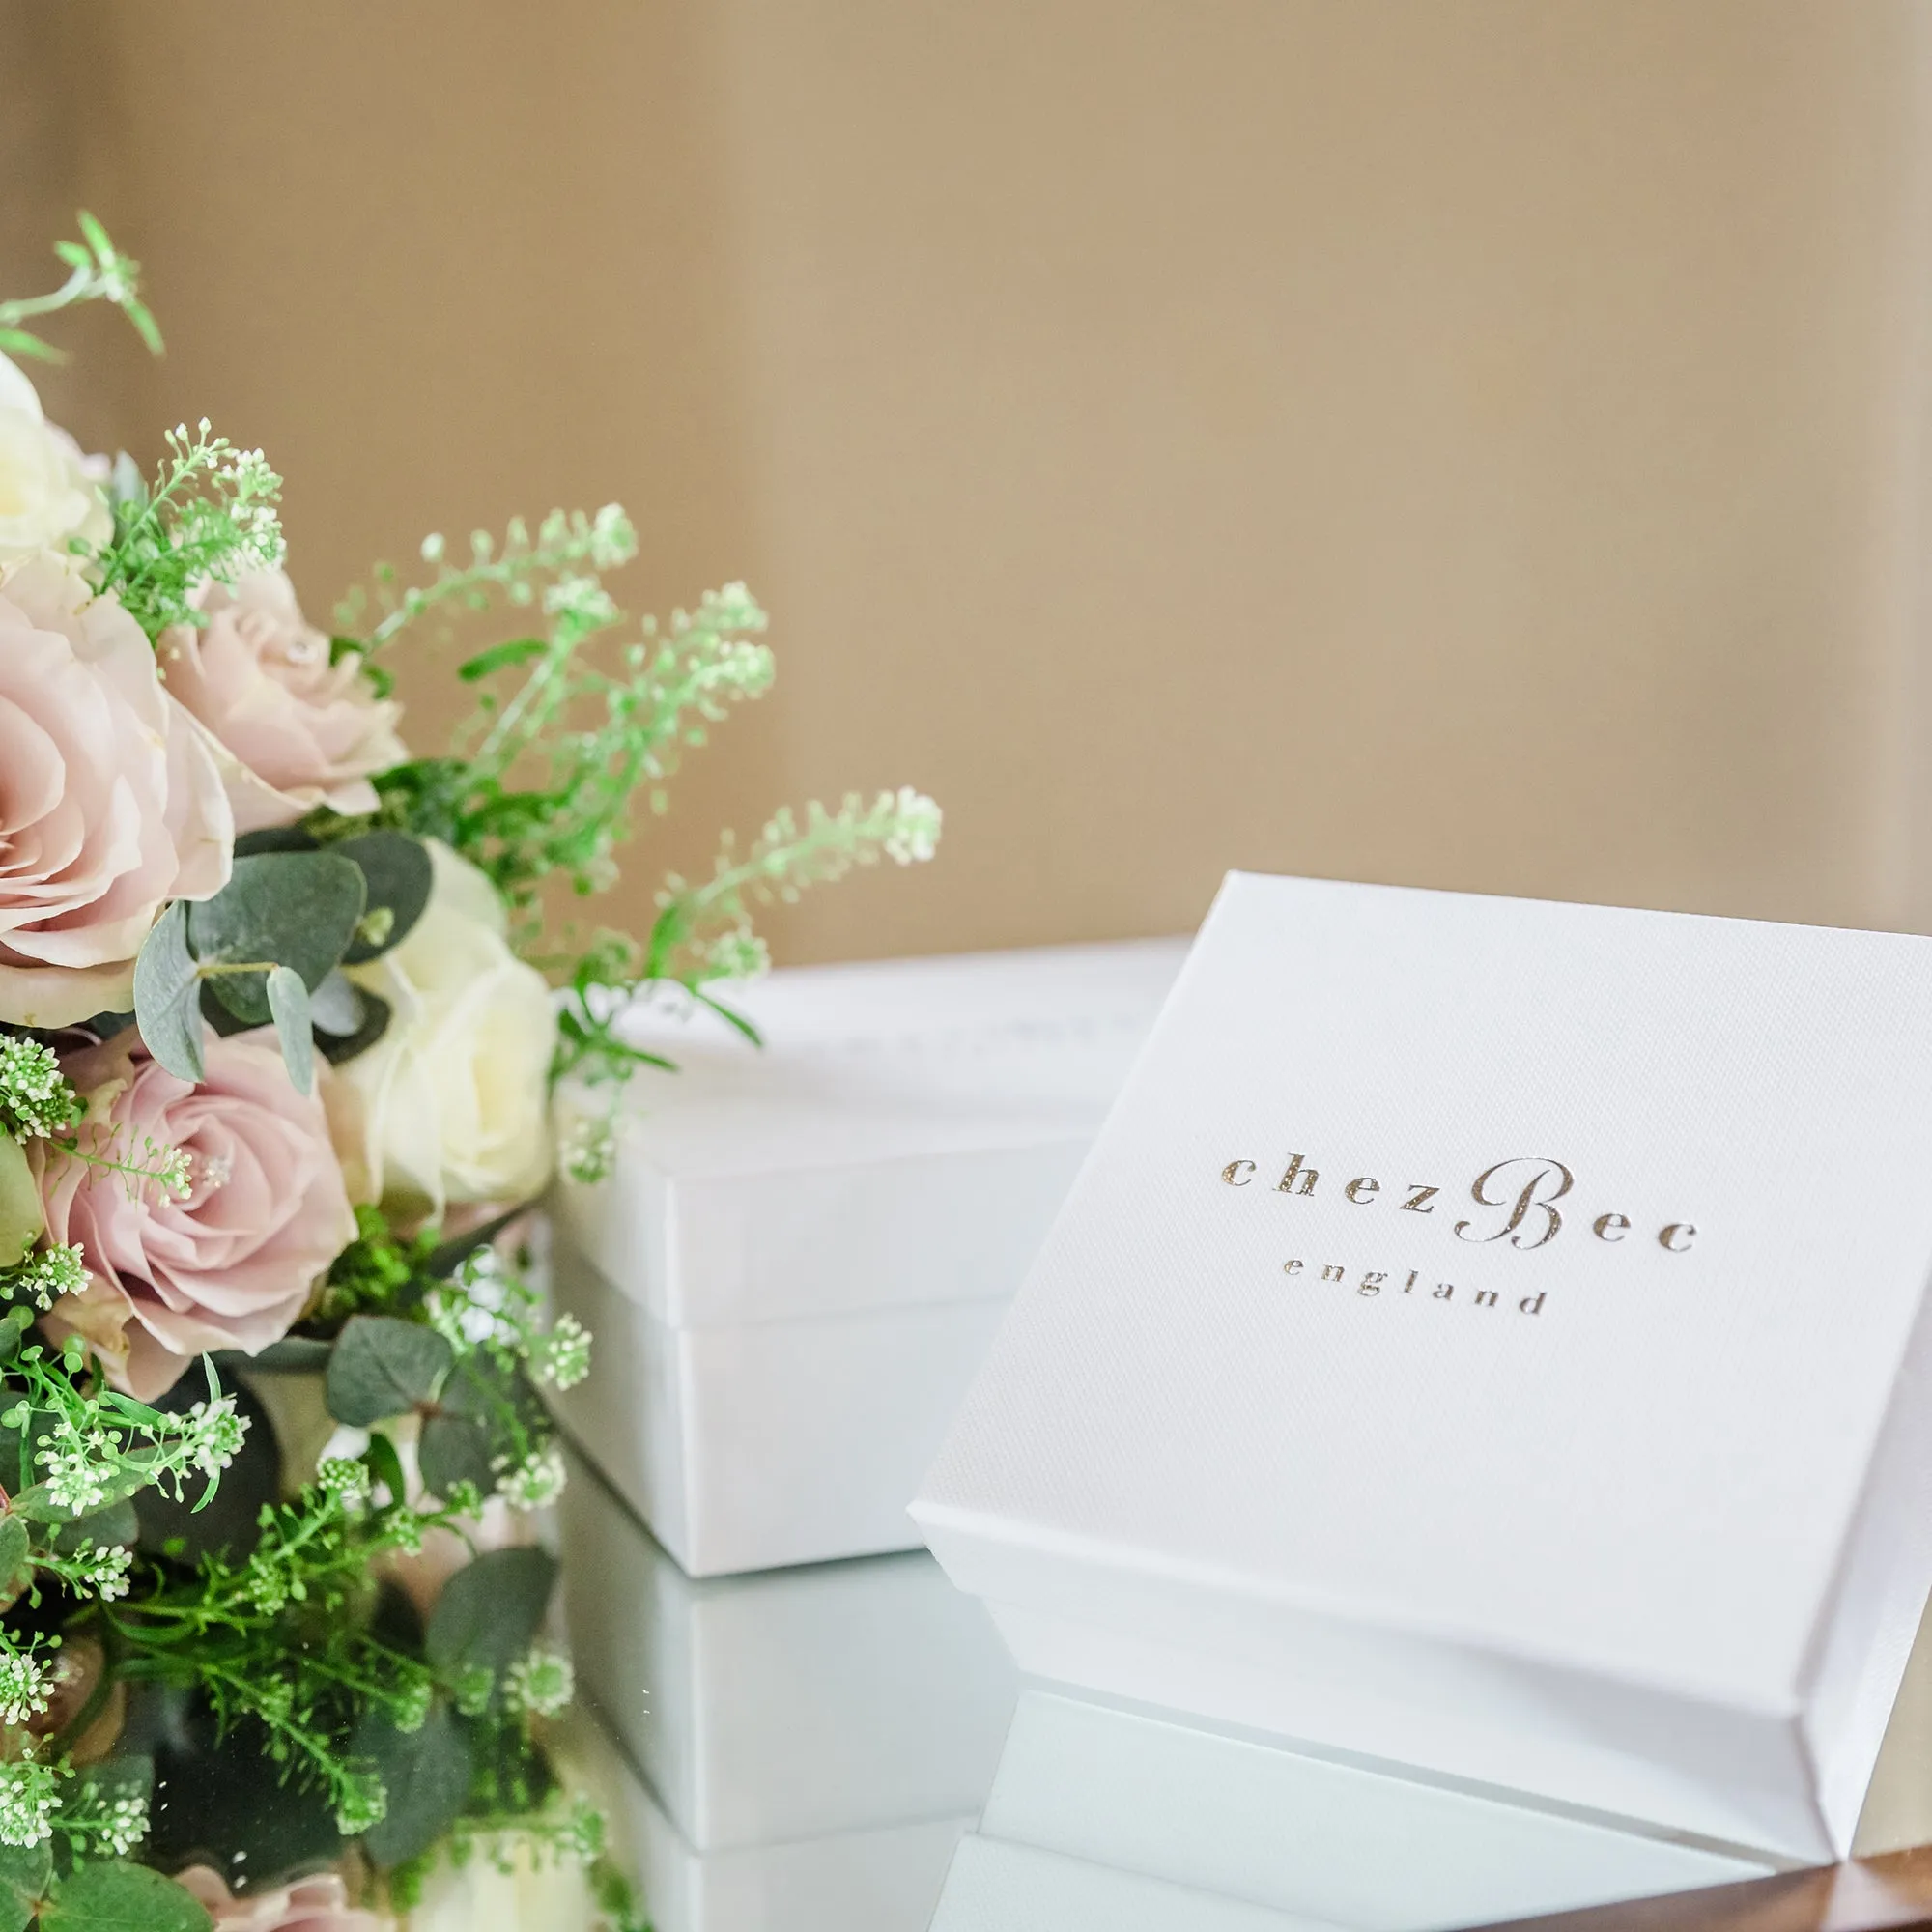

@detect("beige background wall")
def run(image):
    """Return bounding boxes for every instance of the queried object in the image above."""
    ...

[6,1,1932,962]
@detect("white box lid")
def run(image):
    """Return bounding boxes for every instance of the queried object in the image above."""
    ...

[552,939,1185,1326]
[914,874,1932,1861]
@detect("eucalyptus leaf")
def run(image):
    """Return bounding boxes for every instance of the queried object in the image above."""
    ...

[315,984,391,1066]
[264,966,313,1094]
[231,826,317,858]
[354,1702,472,1869]
[335,832,433,964]
[425,1545,558,1681]
[0,1841,48,1932]
[131,901,203,1082]
[417,1413,494,1501]
[325,1317,451,1425]
[215,1336,333,1375]
[41,1859,211,1932]
[46,1497,137,1555]
[187,852,365,1027]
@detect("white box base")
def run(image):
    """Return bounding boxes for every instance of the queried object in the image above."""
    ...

[554,1256,1010,1576]
[551,937,1185,1576]
[932,1690,1776,1932]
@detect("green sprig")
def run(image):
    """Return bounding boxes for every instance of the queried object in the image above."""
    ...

[0,212,162,365]
[93,419,284,641]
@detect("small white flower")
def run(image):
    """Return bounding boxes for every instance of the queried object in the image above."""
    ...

[497,1445,566,1512]
[8,1242,86,1311]
[535,1315,592,1392]
[99,1791,148,1855]
[503,1646,574,1719]
[0,1641,55,1726]
[0,1038,76,1140]
[0,1761,60,1848]
[70,1542,130,1604]
[317,1457,372,1506]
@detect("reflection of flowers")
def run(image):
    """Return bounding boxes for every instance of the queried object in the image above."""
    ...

[0,357,110,564]
[0,556,233,1028]
[327,841,554,1219]
[159,570,407,831]
[175,1865,390,1932]
[36,1033,355,1400]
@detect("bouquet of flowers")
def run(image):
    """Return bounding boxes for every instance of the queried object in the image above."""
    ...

[0,216,939,1932]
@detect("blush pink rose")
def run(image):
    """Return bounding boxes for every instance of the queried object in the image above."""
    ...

[0,555,234,1027]
[34,1032,356,1400]
[159,570,407,833]
[175,1865,389,1932]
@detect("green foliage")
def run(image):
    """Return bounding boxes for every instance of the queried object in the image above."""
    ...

[324,1318,450,1427]
[133,838,432,1094]
[425,1548,557,1691]
[189,851,365,1028]
[0,1842,46,1932]
[90,422,282,641]
[317,1207,433,1326]
[128,905,201,1084]
[1,1350,244,1523]
[646,787,942,985]
[0,213,161,367]
[368,577,775,917]
[38,1860,210,1932]
[354,1702,470,1869]
[339,506,636,654]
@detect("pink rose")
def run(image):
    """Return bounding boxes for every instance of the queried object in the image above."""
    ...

[0,556,234,1027]
[35,1032,356,1400]
[175,1865,389,1932]
[159,570,406,833]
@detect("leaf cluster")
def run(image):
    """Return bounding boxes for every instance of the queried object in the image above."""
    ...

[131,830,432,1096]
[0,1844,209,1932]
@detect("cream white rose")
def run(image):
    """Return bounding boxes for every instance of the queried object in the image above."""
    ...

[0,355,111,563]
[327,840,554,1218]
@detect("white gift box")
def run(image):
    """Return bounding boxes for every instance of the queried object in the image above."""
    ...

[915,874,1932,1866]
[556,1438,1016,1852]
[549,937,1186,1575]
[929,1690,1773,1932]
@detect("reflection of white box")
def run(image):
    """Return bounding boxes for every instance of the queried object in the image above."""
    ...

[551,1696,977,1932]
[551,938,1185,1576]
[625,1787,972,1932]
[557,1440,1017,1852]
[930,1691,1773,1932]
[917,874,1932,1865]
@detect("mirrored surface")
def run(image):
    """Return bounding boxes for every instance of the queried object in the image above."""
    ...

[554,1434,1932,1932]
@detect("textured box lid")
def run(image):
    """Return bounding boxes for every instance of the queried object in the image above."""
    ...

[552,939,1185,1327]
[914,874,1932,1861]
